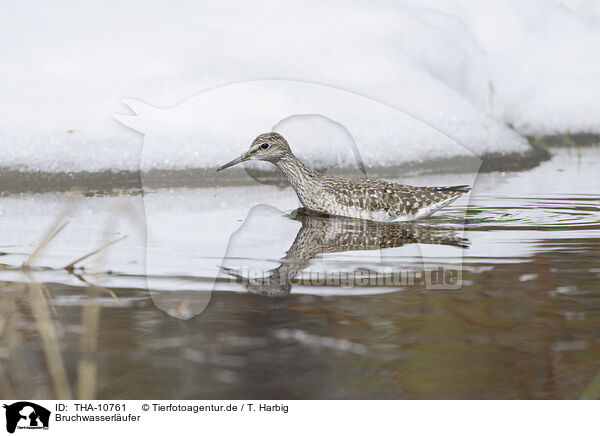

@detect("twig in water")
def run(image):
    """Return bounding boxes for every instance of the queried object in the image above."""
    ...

[22,192,80,269]
[70,272,120,304]
[63,235,127,272]
[22,221,69,269]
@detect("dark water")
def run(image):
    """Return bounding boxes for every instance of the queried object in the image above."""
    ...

[1,143,599,399]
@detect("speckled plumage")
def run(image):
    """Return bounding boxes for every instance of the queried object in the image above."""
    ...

[218,132,470,222]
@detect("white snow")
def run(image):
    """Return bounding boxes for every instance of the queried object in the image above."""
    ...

[0,0,598,174]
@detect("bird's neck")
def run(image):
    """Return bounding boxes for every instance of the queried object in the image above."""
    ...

[274,154,320,207]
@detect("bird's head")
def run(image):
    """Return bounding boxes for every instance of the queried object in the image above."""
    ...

[217,132,292,171]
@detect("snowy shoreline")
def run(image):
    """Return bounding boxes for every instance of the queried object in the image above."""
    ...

[1,1,598,177]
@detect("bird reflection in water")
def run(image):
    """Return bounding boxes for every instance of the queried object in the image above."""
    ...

[220,207,467,297]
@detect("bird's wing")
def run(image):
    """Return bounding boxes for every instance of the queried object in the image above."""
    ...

[325,179,469,216]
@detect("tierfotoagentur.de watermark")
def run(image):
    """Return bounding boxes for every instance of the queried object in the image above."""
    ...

[223,265,462,290]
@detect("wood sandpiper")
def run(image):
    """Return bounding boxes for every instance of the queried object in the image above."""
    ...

[217,132,470,222]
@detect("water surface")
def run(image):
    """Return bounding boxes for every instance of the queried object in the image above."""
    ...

[0,143,599,399]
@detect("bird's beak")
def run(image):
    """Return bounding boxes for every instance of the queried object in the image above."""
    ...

[217,152,251,172]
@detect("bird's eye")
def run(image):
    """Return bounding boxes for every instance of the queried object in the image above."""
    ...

[261,143,269,150]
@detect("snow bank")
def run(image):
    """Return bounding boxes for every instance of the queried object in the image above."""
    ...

[0,0,597,174]
[116,80,522,172]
